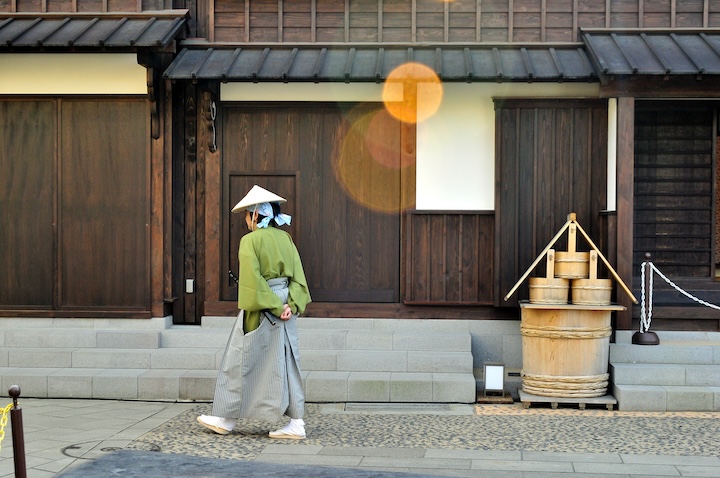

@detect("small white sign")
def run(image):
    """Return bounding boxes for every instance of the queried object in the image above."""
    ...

[484,364,505,392]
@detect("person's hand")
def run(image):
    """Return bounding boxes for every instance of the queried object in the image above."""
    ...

[280,304,292,320]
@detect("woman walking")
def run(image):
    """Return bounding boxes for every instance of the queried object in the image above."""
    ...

[197,185,311,439]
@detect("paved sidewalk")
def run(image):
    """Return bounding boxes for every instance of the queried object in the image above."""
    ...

[0,398,719,477]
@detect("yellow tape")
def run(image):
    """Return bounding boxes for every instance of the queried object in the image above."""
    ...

[0,403,14,452]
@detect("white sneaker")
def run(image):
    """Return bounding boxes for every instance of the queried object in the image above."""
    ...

[197,415,236,435]
[269,418,306,439]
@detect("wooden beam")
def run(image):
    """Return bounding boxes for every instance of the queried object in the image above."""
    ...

[605,0,610,28]
[508,0,513,42]
[444,0,449,43]
[345,0,349,43]
[615,96,635,330]
[311,0,316,43]
[205,300,519,319]
[412,0,416,43]
[209,0,215,42]
[245,0,250,42]
[671,0,676,28]
[599,77,720,98]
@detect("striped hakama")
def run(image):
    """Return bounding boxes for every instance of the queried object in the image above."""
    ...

[211,278,305,423]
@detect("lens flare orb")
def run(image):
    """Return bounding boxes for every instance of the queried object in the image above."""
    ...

[382,62,443,124]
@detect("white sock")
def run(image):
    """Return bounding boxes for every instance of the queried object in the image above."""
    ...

[220,417,237,430]
[287,418,305,433]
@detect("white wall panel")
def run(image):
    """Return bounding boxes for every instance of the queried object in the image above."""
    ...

[0,54,146,95]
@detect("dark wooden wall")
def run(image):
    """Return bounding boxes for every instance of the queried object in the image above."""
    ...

[0,98,151,316]
[4,0,720,43]
[1,0,171,13]
[207,0,720,44]
[628,100,720,330]
[404,211,494,305]
[495,98,609,307]
[634,101,715,278]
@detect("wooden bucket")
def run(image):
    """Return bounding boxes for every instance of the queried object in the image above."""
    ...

[554,251,589,279]
[572,278,612,306]
[528,277,569,304]
[554,223,589,279]
[520,306,612,398]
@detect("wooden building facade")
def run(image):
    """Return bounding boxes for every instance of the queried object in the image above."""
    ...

[2,0,720,331]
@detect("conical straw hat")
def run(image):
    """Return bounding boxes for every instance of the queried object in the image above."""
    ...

[231,185,286,213]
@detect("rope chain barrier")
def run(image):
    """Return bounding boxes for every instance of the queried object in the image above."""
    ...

[640,260,720,333]
[0,402,14,452]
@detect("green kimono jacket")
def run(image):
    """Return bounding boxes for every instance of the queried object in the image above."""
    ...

[237,226,311,332]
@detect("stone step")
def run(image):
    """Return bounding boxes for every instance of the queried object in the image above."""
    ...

[161,326,230,348]
[0,317,476,402]
[611,363,720,387]
[4,346,471,374]
[0,367,476,403]
[0,367,215,400]
[612,383,720,412]
[305,371,476,403]
[299,329,471,352]
[615,330,720,344]
[3,324,471,353]
[4,329,162,349]
[609,343,720,365]
[609,332,720,411]
[0,317,173,330]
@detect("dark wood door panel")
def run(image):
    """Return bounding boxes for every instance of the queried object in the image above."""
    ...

[0,100,55,307]
[59,100,149,308]
[221,104,401,303]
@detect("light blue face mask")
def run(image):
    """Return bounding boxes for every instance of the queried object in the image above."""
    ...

[247,202,292,228]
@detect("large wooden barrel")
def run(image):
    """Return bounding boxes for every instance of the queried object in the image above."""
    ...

[519,303,622,398]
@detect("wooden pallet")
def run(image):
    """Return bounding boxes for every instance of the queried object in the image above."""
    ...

[519,390,617,410]
[476,391,514,404]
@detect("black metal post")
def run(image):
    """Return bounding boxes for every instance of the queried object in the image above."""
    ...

[8,385,26,478]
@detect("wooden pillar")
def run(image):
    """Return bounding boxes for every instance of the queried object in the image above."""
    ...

[615,96,635,330]
[201,88,221,317]
[149,66,169,318]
